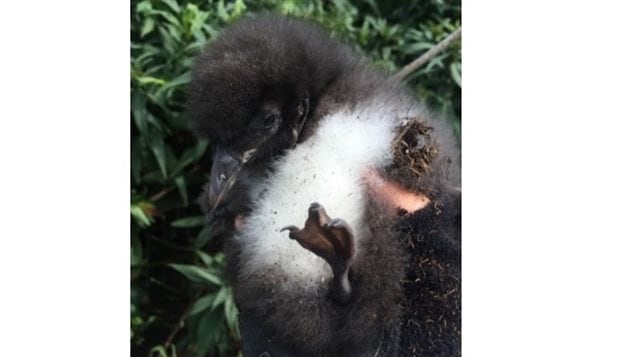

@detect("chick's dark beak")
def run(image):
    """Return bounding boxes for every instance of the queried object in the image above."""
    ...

[207,144,246,215]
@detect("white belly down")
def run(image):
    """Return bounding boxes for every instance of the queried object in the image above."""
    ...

[236,103,405,291]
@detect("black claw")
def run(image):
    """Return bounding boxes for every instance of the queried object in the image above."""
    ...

[308,203,323,219]
[327,218,346,229]
[280,225,299,233]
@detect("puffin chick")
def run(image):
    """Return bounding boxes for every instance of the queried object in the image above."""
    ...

[187,14,460,356]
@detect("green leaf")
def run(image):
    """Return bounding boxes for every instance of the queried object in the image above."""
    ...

[152,10,181,27]
[156,71,191,97]
[170,139,208,177]
[149,346,167,357]
[450,61,461,87]
[184,3,210,38]
[403,41,434,55]
[149,345,176,357]
[148,127,168,179]
[158,26,178,54]
[131,204,152,227]
[189,292,217,316]
[169,264,222,286]
[174,175,188,206]
[196,309,223,353]
[135,76,166,86]
[195,225,213,249]
[164,23,182,43]
[161,0,180,13]
[217,0,229,22]
[424,53,448,72]
[136,0,152,14]
[196,250,214,267]
[229,0,247,21]
[131,91,148,136]
[213,286,230,310]
[171,215,205,228]
[141,18,155,37]
[224,296,239,332]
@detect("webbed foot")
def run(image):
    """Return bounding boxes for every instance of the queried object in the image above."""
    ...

[281,202,355,304]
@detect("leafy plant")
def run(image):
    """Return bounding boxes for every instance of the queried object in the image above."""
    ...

[131,0,460,356]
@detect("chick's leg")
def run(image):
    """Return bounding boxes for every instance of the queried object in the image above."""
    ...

[281,202,355,304]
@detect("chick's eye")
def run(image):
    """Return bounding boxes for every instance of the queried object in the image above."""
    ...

[262,113,276,128]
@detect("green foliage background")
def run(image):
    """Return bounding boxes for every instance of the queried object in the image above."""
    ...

[131,0,460,356]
